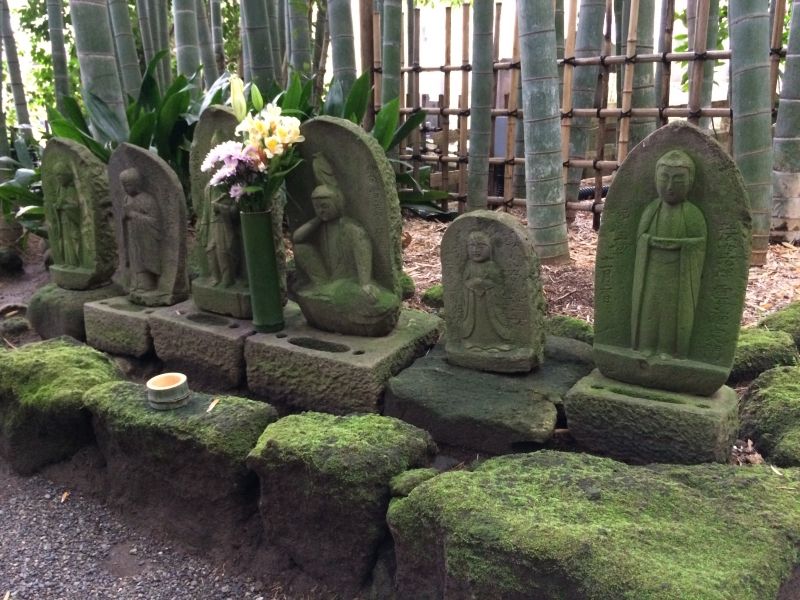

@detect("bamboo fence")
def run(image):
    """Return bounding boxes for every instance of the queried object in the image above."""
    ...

[369,0,788,220]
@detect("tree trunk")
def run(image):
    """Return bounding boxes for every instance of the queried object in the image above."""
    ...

[210,0,225,73]
[327,0,357,95]
[565,0,605,205]
[772,0,800,243]
[0,0,30,134]
[730,0,773,265]
[242,0,276,91]
[196,0,220,86]
[46,0,71,114]
[69,0,129,138]
[466,0,493,211]
[517,0,570,263]
[288,0,312,76]
[108,0,142,99]
[629,0,657,148]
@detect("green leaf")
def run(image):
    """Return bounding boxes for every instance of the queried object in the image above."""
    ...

[13,137,34,168]
[155,91,191,157]
[60,96,90,133]
[138,50,168,111]
[47,106,110,162]
[371,98,399,150]
[389,109,426,152]
[12,168,37,187]
[342,72,371,124]
[85,92,129,144]
[281,73,304,111]
[251,83,264,112]
[128,112,157,148]
[15,205,44,218]
[322,79,345,118]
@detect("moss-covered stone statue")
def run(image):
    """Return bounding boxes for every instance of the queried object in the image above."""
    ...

[42,138,116,290]
[565,122,751,464]
[441,210,546,373]
[286,117,402,337]
[108,143,189,306]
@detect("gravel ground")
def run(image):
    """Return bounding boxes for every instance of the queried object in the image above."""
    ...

[0,460,282,600]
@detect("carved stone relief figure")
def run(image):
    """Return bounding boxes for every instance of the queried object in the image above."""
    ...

[205,182,242,287]
[120,168,162,294]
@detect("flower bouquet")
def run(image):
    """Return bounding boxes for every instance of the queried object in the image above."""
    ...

[200,77,305,333]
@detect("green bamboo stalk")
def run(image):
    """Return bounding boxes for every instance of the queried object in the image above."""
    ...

[730,0,773,266]
[615,0,625,100]
[327,0,357,95]
[653,0,672,105]
[517,0,570,263]
[278,0,287,71]
[565,0,605,205]
[629,0,656,148]
[173,0,202,79]
[772,0,800,243]
[135,0,155,68]
[196,0,219,86]
[380,0,401,105]
[555,0,565,98]
[242,0,276,90]
[312,0,328,101]
[513,76,525,199]
[151,0,172,90]
[288,0,312,76]
[0,33,8,155]
[210,0,225,73]
[242,9,252,81]
[46,0,71,114]
[268,0,284,84]
[699,0,720,129]
[0,0,30,133]
[108,0,142,99]
[466,0,493,211]
[69,0,129,137]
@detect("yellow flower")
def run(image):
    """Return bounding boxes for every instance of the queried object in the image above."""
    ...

[230,75,247,122]
[264,136,284,159]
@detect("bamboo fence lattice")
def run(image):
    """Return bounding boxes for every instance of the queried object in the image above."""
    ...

[369,0,788,221]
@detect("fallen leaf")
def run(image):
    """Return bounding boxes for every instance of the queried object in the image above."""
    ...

[4,590,11,600]
[60,491,70,503]
[770,464,784,477]
[207,398,220,413]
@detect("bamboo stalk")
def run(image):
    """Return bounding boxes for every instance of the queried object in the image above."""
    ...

[135,0,155,69]
[457,2,469,212]
[592,0,613,229]
[441,6,452,209]
[46,0,71,114]
[361,0,375,128]
[195,0,219,86]
[617,0,640,162]
[210,0,225,73]
[373,10,382,107]
[687,0,710,126]
[561,0,578,217]
[411,7,421,177]
[173,0,202,79]
[503,18,520,212]
[770,0,787,109]
[0,0,29,132]
[466,0,493,210]
[655,0,675,127]
[328,0,358,94]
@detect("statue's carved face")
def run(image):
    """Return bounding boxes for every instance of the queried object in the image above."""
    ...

[656,165,692,206]
[120,169,141,195]
[312,190,341,222]
[467,232,491,263]
[55,168,73,186]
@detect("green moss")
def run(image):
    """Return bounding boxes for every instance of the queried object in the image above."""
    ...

[84,381,277,462]
[388,451,800,599]
[759,301,800,349]
[249,412,436,489]
[421,284,444,309]
[730,328,799,383]
[390,467,438,497]
[544,315,594,344]
[0,317,29,337]
[740,366,800,466]
[0,338,121,413]
[400,271,416,300]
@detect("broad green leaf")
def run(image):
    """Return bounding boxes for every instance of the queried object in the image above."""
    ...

[47,106,110,162]
[13,168,37,187]
[128,112,157,148]
[60,97,91,133]
[155,91,191,157]
[342,72,371,124]
[15,205,44,217]
[389,109,427,152]
[282,73,304,111]
[86,93,129,144]
[371,98,399,150]
[322,79,345,118]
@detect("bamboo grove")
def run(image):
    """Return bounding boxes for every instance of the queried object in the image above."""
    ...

[0,0,798,265]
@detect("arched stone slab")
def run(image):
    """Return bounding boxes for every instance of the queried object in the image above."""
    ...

[441,210,546,373]
[42,138,116,290]
[593,121,751,395]
[108,143,189,306]
[190,106,239,221]
[286,116,402,336]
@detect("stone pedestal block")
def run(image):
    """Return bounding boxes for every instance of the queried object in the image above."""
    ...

[245,303,441,413]
[85,381,277,551]
[149,300,255,391]
[84,296,155,357]
[192,278,252,319]
[564,369,738,464]
[28,282,124,341]
[385,338,593,455]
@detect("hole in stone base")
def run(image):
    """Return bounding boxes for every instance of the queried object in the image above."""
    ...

[510,441,541,453]
[228,323,239,329]
[276,333,288,339]
[110,302,146,313]
[288,337,350,353]
[185,313,229,327]
[352,350,365,356]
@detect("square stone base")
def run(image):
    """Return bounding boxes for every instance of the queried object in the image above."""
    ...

[84,296,155,357]
[149,300,255,391]
[564,369,739,464]
[28,282,123,341]
[245,303,442,413]
[192,277,251,319]
[385,339,593,455]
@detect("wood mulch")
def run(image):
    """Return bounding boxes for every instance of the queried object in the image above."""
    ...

[402,209,800,326]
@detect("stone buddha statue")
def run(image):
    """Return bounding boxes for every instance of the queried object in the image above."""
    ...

[631,149,707,359]
[204,184,242,288]
[291,153,399,336]
[53,163,83,268]
[120,168,162,294]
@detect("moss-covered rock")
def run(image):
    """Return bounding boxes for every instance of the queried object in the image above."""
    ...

[388,451,800,599]
[544,314,594,344]
[27,282,123,341]
[759,301,800,349]
[421,284,444,309]
[85,380,277,550]
[390,467,439,497]
[247,412,436,595]
[400,271,416,300]
[730,328,799,383]
[0,316,30,337]
[0,338,121,474]
[740,366,800,466]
